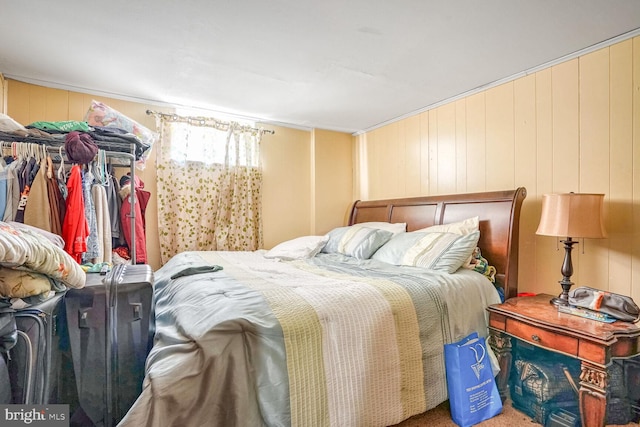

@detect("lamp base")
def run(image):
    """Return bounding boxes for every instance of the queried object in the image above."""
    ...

[549,237,579,308]
[550,296,569,306]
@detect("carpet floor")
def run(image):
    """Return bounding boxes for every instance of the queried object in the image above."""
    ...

[392,400,639,426]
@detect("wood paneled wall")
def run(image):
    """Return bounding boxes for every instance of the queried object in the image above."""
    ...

[355,36,640,303]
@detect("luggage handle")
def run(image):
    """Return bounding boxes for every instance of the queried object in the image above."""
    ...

[12,330,33,404]
[105,265,118,427]
[104,263,128,427]
[78,309,91,329]
[131,303,142,321]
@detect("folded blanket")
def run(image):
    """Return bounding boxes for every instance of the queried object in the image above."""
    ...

[0,222,85,289]
[0,268,64,298]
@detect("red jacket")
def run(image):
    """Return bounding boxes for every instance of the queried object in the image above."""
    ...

[120,175,150,264]
[62,165,89,263]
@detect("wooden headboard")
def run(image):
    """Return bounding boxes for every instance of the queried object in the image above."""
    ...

[348,187,527,300]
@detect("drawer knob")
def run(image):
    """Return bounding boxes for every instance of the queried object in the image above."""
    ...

[531,334,540,342]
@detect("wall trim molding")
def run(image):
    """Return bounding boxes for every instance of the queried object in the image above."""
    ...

[353,27,640,136]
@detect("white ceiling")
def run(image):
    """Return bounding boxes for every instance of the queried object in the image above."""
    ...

[1,1,640,134]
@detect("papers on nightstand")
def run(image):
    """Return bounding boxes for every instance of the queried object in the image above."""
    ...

[557,304,617,323]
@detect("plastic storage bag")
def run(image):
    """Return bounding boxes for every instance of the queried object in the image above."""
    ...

[444,332,502,427]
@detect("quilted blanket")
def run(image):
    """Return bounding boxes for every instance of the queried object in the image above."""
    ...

[120,251,500,427]
[0,221,85,293]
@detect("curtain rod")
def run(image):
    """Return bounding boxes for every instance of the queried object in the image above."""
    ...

[146,110,275,135]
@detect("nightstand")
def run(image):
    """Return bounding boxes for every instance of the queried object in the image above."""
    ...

[487,294,640,427]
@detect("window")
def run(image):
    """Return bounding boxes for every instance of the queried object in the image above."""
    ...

[168,109,259,167]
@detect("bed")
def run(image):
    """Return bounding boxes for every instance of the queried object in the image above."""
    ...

[119,187,526,427]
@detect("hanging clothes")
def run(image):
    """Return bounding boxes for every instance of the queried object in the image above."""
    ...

[119,174,149,264]
[0,160,7,220]
[14,157,33,223]
[62,165,89,263]
[105,172,123,247]
[46,156,66,236]
[91,183,112,264]
[4,159,21,222]
[24,157,51,232]
[82,169,100,263]
[0,141,141,264]
[16,157,30,193]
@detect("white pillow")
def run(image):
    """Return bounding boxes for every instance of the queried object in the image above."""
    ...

[322,226,393,259]
[352,221,406,235]
[265,235,329,260]
[415,216,479,235]
[372,230,480,273]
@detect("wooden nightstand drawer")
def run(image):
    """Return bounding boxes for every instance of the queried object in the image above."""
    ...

[506,318,579,356]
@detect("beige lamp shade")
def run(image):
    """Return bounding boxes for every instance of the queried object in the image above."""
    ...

[536,193,606,238]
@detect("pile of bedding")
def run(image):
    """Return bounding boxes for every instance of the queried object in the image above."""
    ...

[0,221,85,305]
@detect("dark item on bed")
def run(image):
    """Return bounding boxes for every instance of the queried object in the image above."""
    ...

[64,264,154,427]
[348,187,527,300]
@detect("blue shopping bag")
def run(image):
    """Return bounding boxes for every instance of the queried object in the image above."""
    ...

[444,332,502,427]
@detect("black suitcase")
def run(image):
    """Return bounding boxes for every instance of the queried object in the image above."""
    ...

[64,264,154,427]
[7,292,66,404]
[0,297,17,404]
[0,353,10,404]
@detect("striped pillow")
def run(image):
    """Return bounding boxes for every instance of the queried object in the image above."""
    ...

[372,230,480,273]
[416,216,479,235]
[352,221,406,235]
[322,226,393,259]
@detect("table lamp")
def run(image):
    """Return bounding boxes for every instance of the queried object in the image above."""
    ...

[535,193,606,306]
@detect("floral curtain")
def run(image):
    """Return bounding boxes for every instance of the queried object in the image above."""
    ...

[155,116,263,264]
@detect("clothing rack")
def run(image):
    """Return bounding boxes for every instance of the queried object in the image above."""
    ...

[0,139,139,264]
